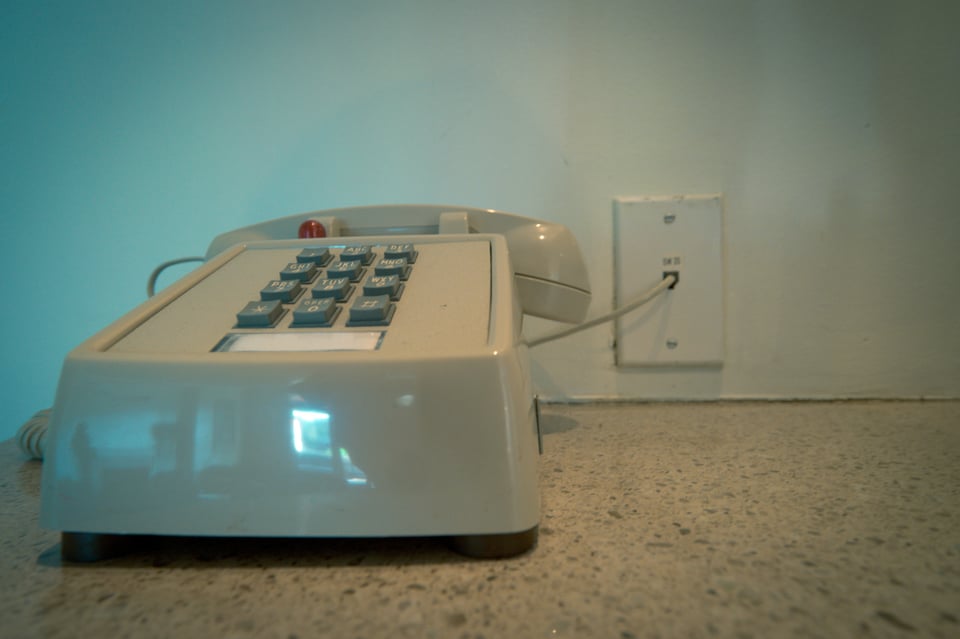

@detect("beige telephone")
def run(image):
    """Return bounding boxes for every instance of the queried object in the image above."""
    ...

[39,205,591,560]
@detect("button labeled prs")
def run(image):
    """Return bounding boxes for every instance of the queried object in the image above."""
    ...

[260,280,302,303]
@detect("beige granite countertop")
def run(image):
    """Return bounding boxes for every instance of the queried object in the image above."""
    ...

[2,401,958,638]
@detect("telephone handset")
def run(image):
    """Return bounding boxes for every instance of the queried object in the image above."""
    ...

[205,204,591,324]
[39,205,591,560]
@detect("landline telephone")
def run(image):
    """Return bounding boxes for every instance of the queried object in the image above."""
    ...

[39,205,591,560]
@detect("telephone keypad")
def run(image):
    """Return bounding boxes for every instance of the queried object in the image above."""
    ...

[234,243,416,333]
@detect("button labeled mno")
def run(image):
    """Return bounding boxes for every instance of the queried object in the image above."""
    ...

[374,258,411,280]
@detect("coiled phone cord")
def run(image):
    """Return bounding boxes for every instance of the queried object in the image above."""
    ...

[16,409,50,460]
[16,258,204,459]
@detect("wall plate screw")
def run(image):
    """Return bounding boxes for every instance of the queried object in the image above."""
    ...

[663,214,676,224]
[666,338,678,349]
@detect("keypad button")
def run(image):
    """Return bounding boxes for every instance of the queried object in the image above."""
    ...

[292,297,338,326]
[374,257,411,280]
[348,294,394,325]
[260,280,302,303]
[311,277,353,301]
[280,262,318,282]
[363,274,401,298]
[383,243,417,262]
[236,300,284,327]
[297,248,332,265]
[340,245,374,264]
[326,259,363,281]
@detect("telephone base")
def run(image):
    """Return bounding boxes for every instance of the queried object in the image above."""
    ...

[42,233,546,560]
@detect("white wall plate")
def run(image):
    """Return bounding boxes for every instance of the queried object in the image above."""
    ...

[613,195,724,366]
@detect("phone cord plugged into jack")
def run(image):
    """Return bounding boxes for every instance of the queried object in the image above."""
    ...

[524,273,677,348]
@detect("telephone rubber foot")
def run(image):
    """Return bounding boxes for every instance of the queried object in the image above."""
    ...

[448,525,538,558]
[61,532,137,562]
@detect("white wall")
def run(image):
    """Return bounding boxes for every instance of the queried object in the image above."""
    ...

[3,0,958,439]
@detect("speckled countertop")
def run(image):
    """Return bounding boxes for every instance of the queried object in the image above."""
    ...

[2,402,958,638]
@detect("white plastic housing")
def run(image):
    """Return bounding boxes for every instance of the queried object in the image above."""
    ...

[40,235,540,539]
[614,195,724,366]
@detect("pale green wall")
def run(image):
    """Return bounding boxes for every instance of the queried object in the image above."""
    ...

[3,0,958,438]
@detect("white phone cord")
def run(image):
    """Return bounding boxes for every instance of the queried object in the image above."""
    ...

[524,274,676,348]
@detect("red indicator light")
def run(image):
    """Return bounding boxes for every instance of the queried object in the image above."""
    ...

[298,219,327,239]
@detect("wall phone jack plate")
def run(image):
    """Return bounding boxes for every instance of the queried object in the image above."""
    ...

[613,195,724,366]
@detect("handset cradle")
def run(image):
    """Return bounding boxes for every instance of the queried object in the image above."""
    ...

[207,205,591,324]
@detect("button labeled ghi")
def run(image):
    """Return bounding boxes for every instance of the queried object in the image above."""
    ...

[280,262,317,282]
[260,279,302,303]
